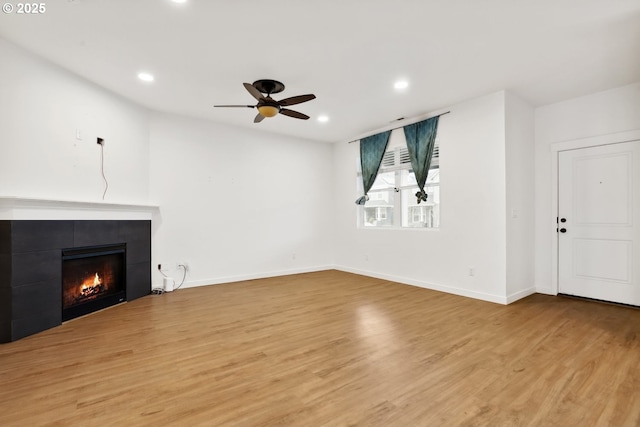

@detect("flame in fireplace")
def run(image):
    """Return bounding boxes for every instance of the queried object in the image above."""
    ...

[82,272,102,288]
[62,250,124,311]
[80,273,103,297]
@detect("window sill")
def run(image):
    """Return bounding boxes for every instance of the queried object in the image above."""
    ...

[357,226,440,231]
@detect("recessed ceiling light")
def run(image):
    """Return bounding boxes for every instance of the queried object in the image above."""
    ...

[137,72,154,82]
[394,80,409,90]
[171,0,187,3]
[317,115,329,123]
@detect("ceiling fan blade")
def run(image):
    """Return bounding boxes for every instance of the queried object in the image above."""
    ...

[254,113,265,123]
[278,94,316,107]
[244,83,264,101]
[280,109,310,120]
[214,105,255,108]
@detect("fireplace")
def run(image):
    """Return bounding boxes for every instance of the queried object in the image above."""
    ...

[62,243,126,321]
[1,218,151,343]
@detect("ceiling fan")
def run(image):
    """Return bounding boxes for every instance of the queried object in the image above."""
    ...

[214,79,316,123]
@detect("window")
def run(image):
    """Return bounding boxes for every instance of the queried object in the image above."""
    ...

[411,205,427,223]
[358,131,440,229]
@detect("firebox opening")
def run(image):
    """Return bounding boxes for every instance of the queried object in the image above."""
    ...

[62,243,126,321]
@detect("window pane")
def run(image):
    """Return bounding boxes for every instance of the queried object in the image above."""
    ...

[401,186,440,228]
[363,191,394,227]
[370,171,395,191]
[401,168,439,187]
[401,169,417,187]
[426,168,440,184]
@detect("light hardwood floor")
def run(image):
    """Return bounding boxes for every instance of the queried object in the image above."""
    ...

[1,270,640,426]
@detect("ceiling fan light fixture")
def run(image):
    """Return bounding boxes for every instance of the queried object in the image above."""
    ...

[257,105,279,117]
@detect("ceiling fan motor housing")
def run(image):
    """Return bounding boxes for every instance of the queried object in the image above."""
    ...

[253,79,285,95]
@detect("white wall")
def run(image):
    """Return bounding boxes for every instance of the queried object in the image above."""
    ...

[534,82,640,293]
[333,92,511,303]
[0,38,150,203]
[505,92,535,301]
[149,113,334,289]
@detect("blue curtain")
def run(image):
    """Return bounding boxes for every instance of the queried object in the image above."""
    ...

[355,131,391,205]
[403,116,440,204]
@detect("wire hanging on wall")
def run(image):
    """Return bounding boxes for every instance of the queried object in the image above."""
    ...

[97,138,109,200]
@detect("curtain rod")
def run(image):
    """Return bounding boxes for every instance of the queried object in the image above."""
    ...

[347,111,450,143]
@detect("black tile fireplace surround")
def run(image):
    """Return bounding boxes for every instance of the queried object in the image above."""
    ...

[0,220,151,343]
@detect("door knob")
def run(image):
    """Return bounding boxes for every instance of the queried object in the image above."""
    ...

[560,228,567,233]
[560,218,567,223]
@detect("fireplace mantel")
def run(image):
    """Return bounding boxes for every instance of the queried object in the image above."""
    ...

[0,197,159,220]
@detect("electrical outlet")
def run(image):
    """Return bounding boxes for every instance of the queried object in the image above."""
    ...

[177,261,189,271]
[468,267,475,277]
[97,137,104,145]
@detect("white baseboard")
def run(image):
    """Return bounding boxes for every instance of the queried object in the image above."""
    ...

[506,287,537,304]
[152,264,335,291]
[334,265,510,305]
[152,264,540,305]
[535,286,555,295]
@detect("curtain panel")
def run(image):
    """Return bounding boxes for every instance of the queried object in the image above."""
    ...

[403,116,440,204]
[355,130,391,205]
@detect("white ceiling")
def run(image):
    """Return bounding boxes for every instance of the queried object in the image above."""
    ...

[1,0,639,143]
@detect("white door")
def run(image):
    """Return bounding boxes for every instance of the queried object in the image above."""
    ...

[558,140,640,305]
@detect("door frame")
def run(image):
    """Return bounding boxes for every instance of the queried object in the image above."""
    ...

[550,129,640,295]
